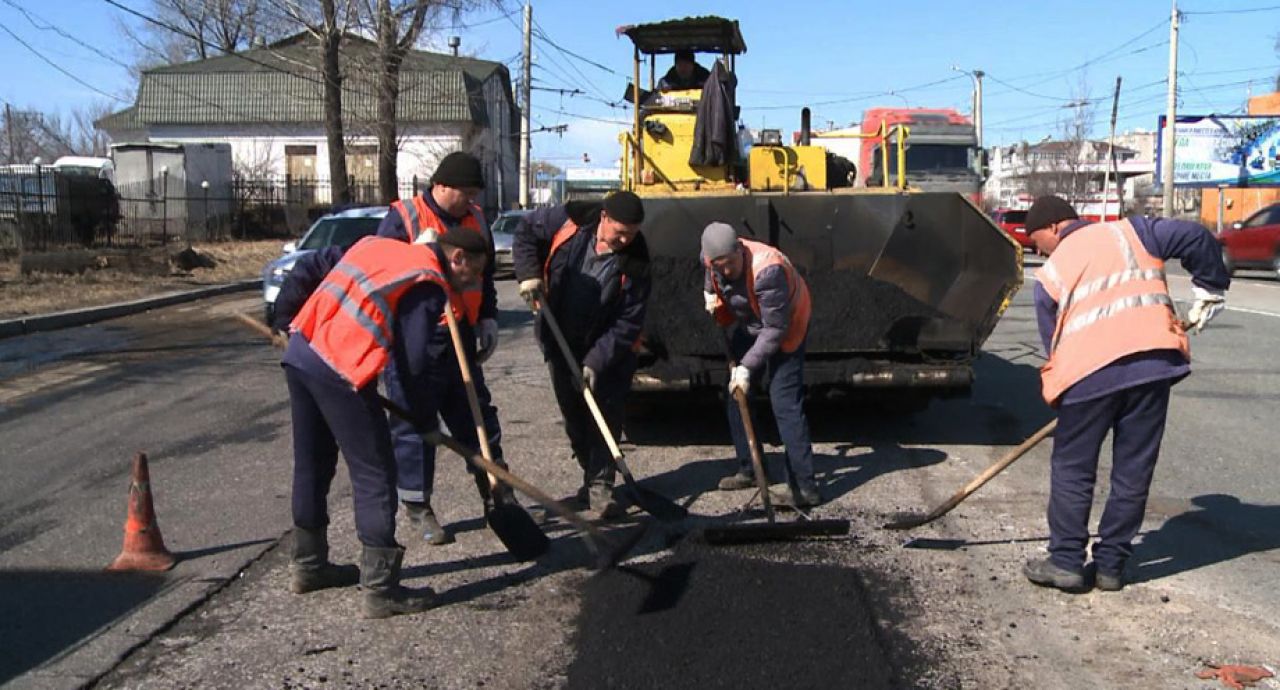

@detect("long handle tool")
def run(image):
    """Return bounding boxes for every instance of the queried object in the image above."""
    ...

[441,305,550,561]
[882,418,1057,530]
[703,329,849,546]
[535,303,688,522]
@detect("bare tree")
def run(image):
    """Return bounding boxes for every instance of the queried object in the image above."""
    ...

[122,0,282,73]
[277,0,360,204]
[1056,85,1097,205]
[2,102,114,163]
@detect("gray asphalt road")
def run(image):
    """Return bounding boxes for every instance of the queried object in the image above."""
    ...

[3,274,1278,689]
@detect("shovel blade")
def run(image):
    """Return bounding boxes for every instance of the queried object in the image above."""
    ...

[881,511,935,531]
[486,503,550,561]
[629,486,689,523]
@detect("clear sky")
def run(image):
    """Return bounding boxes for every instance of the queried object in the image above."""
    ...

[1,0,1278,167]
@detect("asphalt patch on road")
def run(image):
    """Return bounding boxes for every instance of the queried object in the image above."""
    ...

[566,551,900,689]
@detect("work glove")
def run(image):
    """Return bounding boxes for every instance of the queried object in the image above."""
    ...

[728,364,750,397]
[582,366,597,392]
[476,318,499,363]
[703,290,719,316]
[518,278,544,309]
[1187,286,1226,333]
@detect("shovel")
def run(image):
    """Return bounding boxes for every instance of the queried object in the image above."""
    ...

[534,302,688,523]
[703,329,850,545]
[440,305,550,561]
[883,418,1057,530]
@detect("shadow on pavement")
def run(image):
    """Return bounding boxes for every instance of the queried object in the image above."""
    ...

[173,537,277,562]
[1130,494,1280,584]
[0,569,167,684]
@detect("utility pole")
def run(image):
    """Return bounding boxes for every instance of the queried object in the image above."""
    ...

[1161,0,1179,218]
[519,2,532,208]
[1102,77,1122,221]
[973,70,984,151]
[4,103,16,164]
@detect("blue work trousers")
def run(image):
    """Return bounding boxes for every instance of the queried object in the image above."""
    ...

[548,353,634,489]
[725,331,815,490]
[1048,378,1172,576]
[284,341,398,548]
[384,323,503,504]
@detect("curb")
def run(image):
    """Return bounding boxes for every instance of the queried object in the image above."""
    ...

[0,279,262,340]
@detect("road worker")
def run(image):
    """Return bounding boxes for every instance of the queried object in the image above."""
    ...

[701,222,821,508]
[377,151,506,546]
[272,228,488,618]
[512,192,651,519]
[1022,195,1230,593]
[658,49,711,91]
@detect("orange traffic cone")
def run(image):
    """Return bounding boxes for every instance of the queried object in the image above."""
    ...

[106,452,177,572]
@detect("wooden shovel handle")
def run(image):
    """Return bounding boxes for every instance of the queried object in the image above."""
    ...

[441,305,500,491]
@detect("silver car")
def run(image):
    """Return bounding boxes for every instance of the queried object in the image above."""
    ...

[262,207,388,326]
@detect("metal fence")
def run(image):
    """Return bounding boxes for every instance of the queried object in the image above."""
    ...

[0,171,419,254]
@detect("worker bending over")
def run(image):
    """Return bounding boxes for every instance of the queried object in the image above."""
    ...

[512,192,650,519]
[272,229,488,618]
[1022,195,1229,593]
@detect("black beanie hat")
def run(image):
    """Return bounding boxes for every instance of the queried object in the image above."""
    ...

[674,49,696,63]
[1024,195,1079,233]
[602,190,644,225]
[436,226,488,254]
[432,151,485,189]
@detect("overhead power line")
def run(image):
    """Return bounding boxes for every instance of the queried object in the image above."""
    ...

[0,20,129,102]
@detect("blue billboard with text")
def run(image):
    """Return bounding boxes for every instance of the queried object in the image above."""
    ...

[1156,114,1280,187]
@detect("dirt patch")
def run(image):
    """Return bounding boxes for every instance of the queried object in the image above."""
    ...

[0,240,282,319]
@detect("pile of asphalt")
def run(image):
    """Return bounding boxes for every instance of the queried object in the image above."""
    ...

[644,256,952,356]
[565,551,896,689]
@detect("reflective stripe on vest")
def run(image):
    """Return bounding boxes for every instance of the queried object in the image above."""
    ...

[1037,218,1189,405]
[706,238,812,353]
[391,194,485,324]
[290,236,452,389]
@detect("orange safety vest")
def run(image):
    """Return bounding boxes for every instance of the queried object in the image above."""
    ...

[1036,218,1189,405]
[542,218,630,292]
[290,236,454,390]
[391,194,485,325]
[706,238,812,353]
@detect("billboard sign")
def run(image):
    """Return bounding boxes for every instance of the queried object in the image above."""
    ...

[1156,114,1280,187]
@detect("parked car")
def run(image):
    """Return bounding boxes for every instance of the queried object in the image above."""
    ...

[990,208,1032,249]
[1219,204,1280,278]
[262,207,387,326]
[489,209,530,279]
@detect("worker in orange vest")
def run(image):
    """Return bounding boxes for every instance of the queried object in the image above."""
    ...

[701,222,820,508]
[1022,195,1229,593]
[377,151,506,546]
[512,192,650,519]
[273,228,488,618]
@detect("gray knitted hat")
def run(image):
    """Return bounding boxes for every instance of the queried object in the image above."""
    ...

[701,222,739,260]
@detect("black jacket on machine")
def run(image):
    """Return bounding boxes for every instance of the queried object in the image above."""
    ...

[512,202,651,376]
[689,59,739,168]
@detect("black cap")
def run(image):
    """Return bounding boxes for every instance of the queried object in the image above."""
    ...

[431,151,485,189]
[436,226,488,254]
[602,190,644,225]
[674,49,695,63]
[1024,195,1079,234]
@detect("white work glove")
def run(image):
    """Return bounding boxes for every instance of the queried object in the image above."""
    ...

[728,364,751,397]
[582,366,597,392]
[1187,286,1226,333]
[476,318,499,363]
[519,278,544,309]
[703,290,718,316]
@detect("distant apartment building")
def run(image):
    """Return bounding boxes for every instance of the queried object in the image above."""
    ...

[985,130,1159,216]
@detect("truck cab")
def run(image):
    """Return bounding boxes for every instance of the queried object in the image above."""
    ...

[858,108,984,203]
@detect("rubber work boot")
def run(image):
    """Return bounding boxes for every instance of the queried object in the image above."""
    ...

[290,527,359,594]
[403,501,453,546]
[360,545,436,619]
[1094,569,1125,592]
[794,482,822,508]
[1023,558,1090,593]
[718,470,756,491]
[588,484,624,520]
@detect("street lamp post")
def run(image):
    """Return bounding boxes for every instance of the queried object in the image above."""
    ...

[952,66,985,150]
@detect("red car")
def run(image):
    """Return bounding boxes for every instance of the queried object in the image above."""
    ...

[990,208,1032,249]
[1220,204,1280,277]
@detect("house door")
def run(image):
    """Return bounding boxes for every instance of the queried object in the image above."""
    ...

[345,145,378,202]
[284,145,317,205]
